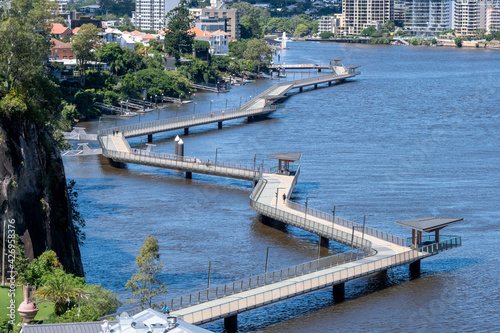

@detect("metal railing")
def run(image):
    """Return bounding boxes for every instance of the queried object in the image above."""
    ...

[99,143,270,181]
[98,105,282,140]
[174,234,461,325]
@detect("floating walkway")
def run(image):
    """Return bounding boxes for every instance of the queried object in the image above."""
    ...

[97,65,462,331]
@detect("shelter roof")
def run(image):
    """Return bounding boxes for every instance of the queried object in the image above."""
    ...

[396,217,463,232]
[266,152,301,161]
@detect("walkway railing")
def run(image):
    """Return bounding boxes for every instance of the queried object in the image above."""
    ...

[285,201,407,246]
[99,105,283,139]
[99,141,270,181]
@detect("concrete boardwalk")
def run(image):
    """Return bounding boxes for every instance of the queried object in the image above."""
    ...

[97,69,461,327]
[169,172,460,326]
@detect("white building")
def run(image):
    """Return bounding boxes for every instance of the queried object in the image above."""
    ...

[188,27,229,55]
[486,6,500,32]
[454,0,500,35]
[318,15,342,34]
[405,0,453,36]
[103,309,211,333]
[132,0,179,31]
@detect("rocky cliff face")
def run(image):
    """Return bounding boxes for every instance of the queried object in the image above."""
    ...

[0,115,84,276]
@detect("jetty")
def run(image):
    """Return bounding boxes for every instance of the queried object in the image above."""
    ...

[96,63,462,332]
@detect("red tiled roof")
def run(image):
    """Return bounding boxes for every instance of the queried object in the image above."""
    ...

[51,38,72,49]
[131,30,143,36]
[51,23,70,35]
[188,27,212,37]
[212,30,229,36]
[72,27,80,34]
[143,34,157,39]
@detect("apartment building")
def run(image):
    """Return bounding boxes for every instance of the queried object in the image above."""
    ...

[486,7,500,32]
[318,15,342,34]
[133,0,179,31]
[341,0,394,35]
[455,0,480,35]
[405,0,452,36]
[200,8,240,40]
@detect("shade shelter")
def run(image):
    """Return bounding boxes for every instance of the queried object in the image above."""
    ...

[266,152,301,174]
[396,217,463,247]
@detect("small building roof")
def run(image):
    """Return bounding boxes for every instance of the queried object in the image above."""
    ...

[72,27,80,34]
[212,29,229,35]
[51,38,72,48]
[19,321,114,333]
[266,152,301,161]
[396,217,463,232]
[188,27,213,37]
[51,23,70,35]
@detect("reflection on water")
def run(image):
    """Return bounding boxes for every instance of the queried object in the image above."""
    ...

[64,42,500,332]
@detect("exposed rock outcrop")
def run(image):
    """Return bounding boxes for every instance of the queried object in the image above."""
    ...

[0,115,84,276]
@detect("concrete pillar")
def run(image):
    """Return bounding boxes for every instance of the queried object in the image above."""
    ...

[332,283,345,303]
[148,134,153,143]
[410,259,421,278]
[178,139,184,159]
[328,81,332,86]
[299,87,303,92]
[224,315,237,333]
[185,172,192,179]
[314,84,318,89]
[218,121,222,129]
[174,135,180,156]
[184,128,189,135]
[318,68,322,72]
[320,236,329,248]
[248,116,252,121]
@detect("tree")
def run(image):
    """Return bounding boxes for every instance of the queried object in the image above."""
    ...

[294,23,309,37]
[72,24,102,86]
[163,7,194,60]
[96,42,125,75]
[454,37,463,47]
[126,235,167,309]
[242,39,273,73]
[241,16,263,39]
[361,26,377,37]
[319,32,334,38]
[35,270,84,316]
[81,284,122,316]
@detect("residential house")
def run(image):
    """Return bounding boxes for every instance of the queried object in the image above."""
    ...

[50,38,74,59]
[189,27,229,55]
[51,23,72,40]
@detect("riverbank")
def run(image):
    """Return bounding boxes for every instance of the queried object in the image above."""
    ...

[303,37,500,49]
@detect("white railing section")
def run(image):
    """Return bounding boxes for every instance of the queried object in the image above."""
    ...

[175,234,461,325]
[98,105,283,139]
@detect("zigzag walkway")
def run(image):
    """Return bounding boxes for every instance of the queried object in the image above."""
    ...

[97,69,461,329]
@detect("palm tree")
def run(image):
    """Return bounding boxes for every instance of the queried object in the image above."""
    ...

[35,271,84,316]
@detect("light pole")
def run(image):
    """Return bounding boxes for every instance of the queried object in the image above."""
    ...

[215,147,222,172]
[264,246,272,283]
[98,117,103,131]
[210,100,213,114]
[193,102,197,115]
[225,98,228,110]
[275,187,285,208]
[361,215,373,246]
[207,260,219,290]
[162,93,164,106]
[332,205,342,229]
[305,197,310,219]
[155,94,157,108]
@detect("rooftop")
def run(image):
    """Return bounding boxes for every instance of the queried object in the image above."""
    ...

[396,217,463,232]
[266,152,302,161]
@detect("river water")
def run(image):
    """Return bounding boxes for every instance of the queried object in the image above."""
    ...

[64,42,500,332]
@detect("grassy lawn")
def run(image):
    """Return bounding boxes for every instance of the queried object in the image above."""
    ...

[0,286,54,327]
